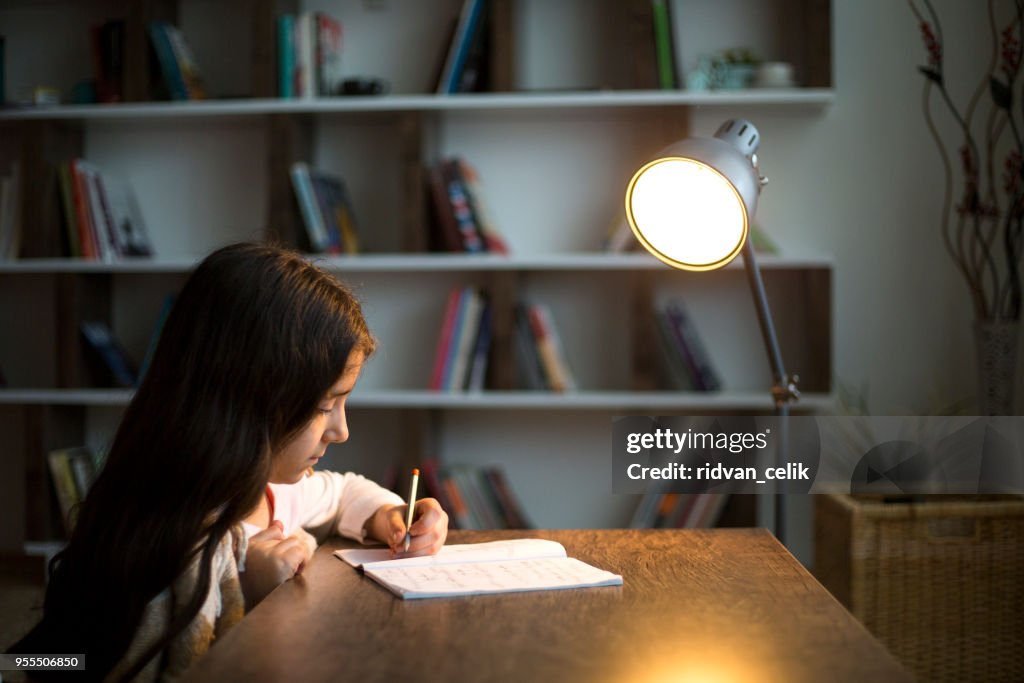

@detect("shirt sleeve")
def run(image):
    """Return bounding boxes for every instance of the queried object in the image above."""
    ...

[290,471,404,544]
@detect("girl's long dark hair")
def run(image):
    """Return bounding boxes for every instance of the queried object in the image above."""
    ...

[13,243,374,681]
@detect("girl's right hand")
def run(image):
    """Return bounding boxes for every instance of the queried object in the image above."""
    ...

[241,521,309,607]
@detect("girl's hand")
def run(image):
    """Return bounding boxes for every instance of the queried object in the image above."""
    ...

[367,498,448,558]
[241,521,311,607]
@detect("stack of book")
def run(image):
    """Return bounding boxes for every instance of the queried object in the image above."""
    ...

[515,302,576,392]
[47,447,101,534]
[289,162,359,254]
[653,299,721,391]
[147,21,206,100]
[277,11,343,98]
[430,286,492,392]
[417,458,531,530]
[425,157,507,254]
[630,491,730,529]
[57,159,153,261]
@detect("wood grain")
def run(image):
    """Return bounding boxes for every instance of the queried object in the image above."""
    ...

[183,529,912,683]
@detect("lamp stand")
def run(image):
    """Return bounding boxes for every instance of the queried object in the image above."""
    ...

[740,239,799,542]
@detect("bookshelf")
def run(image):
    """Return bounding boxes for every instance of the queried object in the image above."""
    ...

[0,0,834,555]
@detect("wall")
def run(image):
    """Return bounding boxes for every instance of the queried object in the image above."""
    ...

[705,0,996,415]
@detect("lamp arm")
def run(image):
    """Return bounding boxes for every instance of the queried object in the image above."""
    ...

[740,239,800,415]
[741,239,799,543]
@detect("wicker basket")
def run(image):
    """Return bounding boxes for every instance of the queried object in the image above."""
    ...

[814,494,1024,682]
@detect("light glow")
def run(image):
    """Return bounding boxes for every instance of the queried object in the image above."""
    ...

[626,157,748,271]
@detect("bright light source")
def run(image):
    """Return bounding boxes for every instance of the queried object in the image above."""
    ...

[625,157,748,272]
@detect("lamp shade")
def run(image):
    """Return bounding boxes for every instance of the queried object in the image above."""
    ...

[625,119,763,271]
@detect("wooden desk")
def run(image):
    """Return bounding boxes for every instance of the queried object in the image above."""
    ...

[184,529,912,683]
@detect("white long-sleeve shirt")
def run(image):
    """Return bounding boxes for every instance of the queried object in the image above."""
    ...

[241,470,403,544]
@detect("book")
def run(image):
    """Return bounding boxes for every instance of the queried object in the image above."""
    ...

[91,21,124,103]
[80,321,137,388]
[147,23,188,100]
[482,467,531,529]
[102,176,153,257]
[525,303,575,392]
[57,163,81,257]
[652,305,697,390]
[430,288,463,390]
[315,13,343,96]
[455,0,490,92]
[446,288,485,391]
[278,15,295,98]
[47,450,81,534]
[442,159,485,252]
[294,12,316,98]
[163,23,206,99]
[138,293,175,383]
[336,538,622,600]
[513,304,546,390]
[453,158,508,254]
[466,303,492,391]
[69,159,99,259]
[436,0,486,94]
[310,170,359,253]
[425,163,463,252]
[651,0,679,89]
[439,287,472,390]
[665,300,721,391]
[0,163,21,260]
[289,162,330,252]
[77,161,117,261]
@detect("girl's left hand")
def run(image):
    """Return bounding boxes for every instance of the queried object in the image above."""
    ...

[369,498,448,558]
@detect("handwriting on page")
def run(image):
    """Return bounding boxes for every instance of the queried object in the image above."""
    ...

[338,539,567,570]
[367,557,621,597]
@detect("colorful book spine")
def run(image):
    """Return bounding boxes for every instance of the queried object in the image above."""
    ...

[440,287,472,390]
[147,23,188,100]
[69,160,98,260]
[430,288,463,391]
[47,451,80,534]
[454,158,509,254]
[447,288,484,391]
[444,161,484,253]
[514,304,546,390]
[295,12,316,98]
[437,0,485,94]
[666,301,721,391]
[164,23,206,99]
[289,162,330,252]
[466,303,492,391]
[651,0,678,89]
[278,15,295,98]
[315,13,343,96]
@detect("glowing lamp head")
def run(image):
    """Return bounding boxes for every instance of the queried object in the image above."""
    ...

[625,119,764,272]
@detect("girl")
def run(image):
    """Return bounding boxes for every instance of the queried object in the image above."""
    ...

[13,243,447,681]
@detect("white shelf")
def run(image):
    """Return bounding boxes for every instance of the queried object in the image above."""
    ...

[0,89,836,121]
[0,388,835,412]
[0,252,834,274]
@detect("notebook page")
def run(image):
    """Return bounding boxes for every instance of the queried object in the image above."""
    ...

[364,557,623,599]
[335,538,566,570]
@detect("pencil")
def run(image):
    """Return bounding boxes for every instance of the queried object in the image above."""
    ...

[403,468,420,553]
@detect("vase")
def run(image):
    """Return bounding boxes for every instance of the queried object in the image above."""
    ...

[973,320,1020,415]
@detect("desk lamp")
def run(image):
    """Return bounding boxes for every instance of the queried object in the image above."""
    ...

[624,119,799,536]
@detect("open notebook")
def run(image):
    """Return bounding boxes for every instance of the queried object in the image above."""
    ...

[335,538,623,600]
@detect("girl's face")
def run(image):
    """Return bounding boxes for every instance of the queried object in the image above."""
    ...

[270,351,365,484]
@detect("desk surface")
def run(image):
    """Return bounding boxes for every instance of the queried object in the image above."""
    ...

[184,529,912,683]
